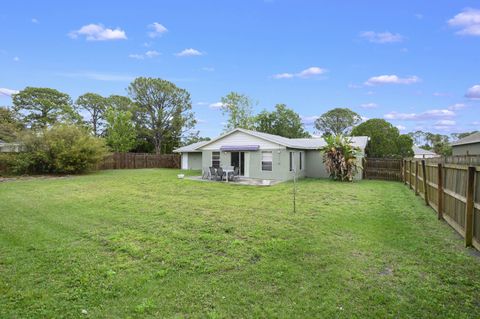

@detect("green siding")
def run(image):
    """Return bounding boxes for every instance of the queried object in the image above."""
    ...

[452,143,480,156]
[187,153,202,170]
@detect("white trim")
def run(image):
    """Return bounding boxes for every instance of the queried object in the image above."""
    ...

[181,153,188,170]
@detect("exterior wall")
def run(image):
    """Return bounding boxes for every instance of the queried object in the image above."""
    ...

[305,150,364,180]
[200,131,285,150]
[305,150,328,178]
[246,149,305,181]
[452,143,480,156]
[187,153,202,170]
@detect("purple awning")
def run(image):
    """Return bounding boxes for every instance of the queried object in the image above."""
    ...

[220,145,260,151]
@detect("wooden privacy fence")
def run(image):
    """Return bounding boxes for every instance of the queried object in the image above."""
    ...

[97,152,180,170]
[363,158,403,181]
[403,158,480,250]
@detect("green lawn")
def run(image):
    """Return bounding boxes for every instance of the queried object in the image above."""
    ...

[1,169,479,318]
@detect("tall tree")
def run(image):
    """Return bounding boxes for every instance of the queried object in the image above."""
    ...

[314,107,361,136]
[128,77,196,154]
[0,107,24,142]
[451,131,478,141]
[104,107,137,152]
[12,87,79,129]
[220,92,254,131]
[107,95,136,113]
[254,104,310,138]
[351,119,413,158]
[75,93,108,136]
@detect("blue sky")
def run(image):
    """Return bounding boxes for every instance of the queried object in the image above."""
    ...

[1,0,479,138]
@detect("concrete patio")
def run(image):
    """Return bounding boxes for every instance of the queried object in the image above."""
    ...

[186,175,282,186]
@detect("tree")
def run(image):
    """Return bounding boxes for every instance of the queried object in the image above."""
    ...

[182,131,211,146]
[451,131,478,141]
[351,119,413,158]
[12,87,79,129]
[408,130,453,156]
[104,107,137,152]
[75,93,108,136]
[220,92,254,131]
[314,108,361,136]
[128,77,196,154]
[107,95,136,113]
[320,135,361,182]
[254,104,310,138]
[0,107,23,142]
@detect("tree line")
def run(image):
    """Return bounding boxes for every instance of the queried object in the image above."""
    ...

[2,80,476,160]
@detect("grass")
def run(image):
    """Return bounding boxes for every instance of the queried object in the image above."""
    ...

[0,169,479,318]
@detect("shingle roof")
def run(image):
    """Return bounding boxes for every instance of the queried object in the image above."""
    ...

[174,128,369,152]
[451,132,480,146]
[173,140,210,153]
[413,145,437,156]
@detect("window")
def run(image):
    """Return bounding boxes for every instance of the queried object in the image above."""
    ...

[289,152,293,171]
[262,151,273,171]
[299,152,303,170]
[212,152,220,168]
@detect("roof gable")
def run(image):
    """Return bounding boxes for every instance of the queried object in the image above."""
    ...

[452,132,480,146]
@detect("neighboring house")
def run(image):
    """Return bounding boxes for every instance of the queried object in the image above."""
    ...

[174,128,369,181]
[0,140,23,153]
[451,132,480,156]
[413,145,440,159]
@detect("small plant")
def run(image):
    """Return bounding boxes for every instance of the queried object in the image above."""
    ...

[320,134,361,182]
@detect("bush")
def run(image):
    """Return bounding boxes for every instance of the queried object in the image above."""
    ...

[320,135,361,182]
[3,124,107,175]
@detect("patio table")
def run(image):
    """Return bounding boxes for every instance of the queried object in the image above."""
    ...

[223,168,234,182]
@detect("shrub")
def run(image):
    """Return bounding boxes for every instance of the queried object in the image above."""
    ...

[3,125,107,175]
[320,135,361,182]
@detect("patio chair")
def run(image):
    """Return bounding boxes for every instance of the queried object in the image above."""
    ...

[202,167,210,180]
[216,167,225,181]
[231,167,240,181]
[209,167,217,180]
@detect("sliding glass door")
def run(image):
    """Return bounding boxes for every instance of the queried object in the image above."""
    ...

[230,152,245,176]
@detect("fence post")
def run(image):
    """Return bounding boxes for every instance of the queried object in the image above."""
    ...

[403,160,407,185]
[437,163,443,220]
[415,161,419,195]
[465,166,475,247]
[421,160,429,206]
[409,160,413,190]
[362,157,366,179]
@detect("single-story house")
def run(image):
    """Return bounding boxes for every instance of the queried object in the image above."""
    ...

[174,128,369,181]
[413,145,440,159]
[451,132,480,156]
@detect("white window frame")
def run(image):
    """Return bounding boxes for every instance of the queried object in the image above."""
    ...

[212,151,220,168]
[261,151,273,171]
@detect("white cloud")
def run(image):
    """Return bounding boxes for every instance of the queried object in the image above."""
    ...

[13,56,19,62]
[128,54,144,60]
[348,83,362,89]
[448,8,480,36]
[435,120,456,126]
[415,14,424,20]
[432,92,450,97]
[209,102,224,109]
[365,75,420,86]
[59,71,134,82]
[396,125,406,131]
[128,50,160,59]
[0,88,19,97]
[272,73,295,79]
[196,102,209,106]
[272,66,326,79]
[148,22,168,38]
[201,67,215,72]
[360,31,404,43]
[448,103,466,111]
[176,48,203,57]
[301,115,319,126]
[465,84,480,99]
[360,102,378,109]
[69,23,127,41]
[31,18,39,23]
[384,109,455,121]
[145,50,160,58]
